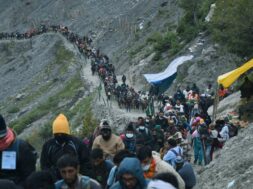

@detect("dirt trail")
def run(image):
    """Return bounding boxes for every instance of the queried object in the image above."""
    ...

[81,57,146,132]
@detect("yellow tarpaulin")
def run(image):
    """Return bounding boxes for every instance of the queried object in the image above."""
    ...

[217,59,253,88]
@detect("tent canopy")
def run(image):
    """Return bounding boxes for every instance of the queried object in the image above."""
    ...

[144,55,194,84]
[217,59,253,88]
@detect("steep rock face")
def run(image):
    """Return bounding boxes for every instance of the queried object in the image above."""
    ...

[0,33,87,141]
[208,92,241,119]
[0,34,69,102]
[195,123,253,189]
[167,35,242,94]
[0,0,180,57]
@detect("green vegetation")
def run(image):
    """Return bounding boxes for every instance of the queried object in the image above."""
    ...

[7,106,20,114]
[81,96,98,137]
[177,0,216,42]
[18,81,55,109]
[53,41,75,74]
[129,43,146,57]
[54,41,74,65]
[210,0,253,57]
[10,74,82,134]
[146,31,181,61]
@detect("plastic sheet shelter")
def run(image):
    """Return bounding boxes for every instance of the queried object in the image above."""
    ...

[217,59,253,88]
[144,55,194,94]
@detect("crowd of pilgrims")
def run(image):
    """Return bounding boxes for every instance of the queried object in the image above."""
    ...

[0,24,241,189]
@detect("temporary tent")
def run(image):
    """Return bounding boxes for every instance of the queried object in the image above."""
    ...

[144,55,194,93]
[217,59,253,88]
[212,59,253,121]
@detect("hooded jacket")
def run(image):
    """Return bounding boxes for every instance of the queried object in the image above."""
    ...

[110,158,148,189]
[152,152,185,189]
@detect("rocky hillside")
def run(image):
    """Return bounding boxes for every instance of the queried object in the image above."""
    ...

[0,0,253,188]
[0,33,95,148]
[0,0,181,57]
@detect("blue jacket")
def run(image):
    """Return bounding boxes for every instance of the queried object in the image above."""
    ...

[110,158,148,189]
[163,146,183,168]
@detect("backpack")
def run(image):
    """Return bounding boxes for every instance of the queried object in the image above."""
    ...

[170,147,184,165]
[227,124,238,138]
[170,148,183,159]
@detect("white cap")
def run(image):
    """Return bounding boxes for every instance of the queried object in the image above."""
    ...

[147,180,176,189]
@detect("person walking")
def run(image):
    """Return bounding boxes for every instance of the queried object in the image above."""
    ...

[40,114,91,181]
[0,114,37,187]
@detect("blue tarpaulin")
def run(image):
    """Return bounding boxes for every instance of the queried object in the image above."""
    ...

[144,55,194,93]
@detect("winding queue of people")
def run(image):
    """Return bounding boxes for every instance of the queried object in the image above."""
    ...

[0,25,242,189]
[0,24,152,113]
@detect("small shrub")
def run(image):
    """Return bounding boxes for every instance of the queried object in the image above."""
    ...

[54,41,74,65]
[149,31,181,61]
[177,0,216,42]
[146,32,163,44]
[7,106,20,114]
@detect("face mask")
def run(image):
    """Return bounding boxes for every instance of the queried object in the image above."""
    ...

[142,164,150,171]
[126,133,134,138]
[102,134,111,141]
[101,129,111,140]
[139,126,145,130]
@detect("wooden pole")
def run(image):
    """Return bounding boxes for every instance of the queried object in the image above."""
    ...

[212,86,220,122]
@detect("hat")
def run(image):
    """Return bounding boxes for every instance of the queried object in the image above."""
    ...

[147,180,176,189]
[52,114,70,135]
[126,122,134,131]
[100,120,111,130]
[0,114,7,138]
[175,156,184,164]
